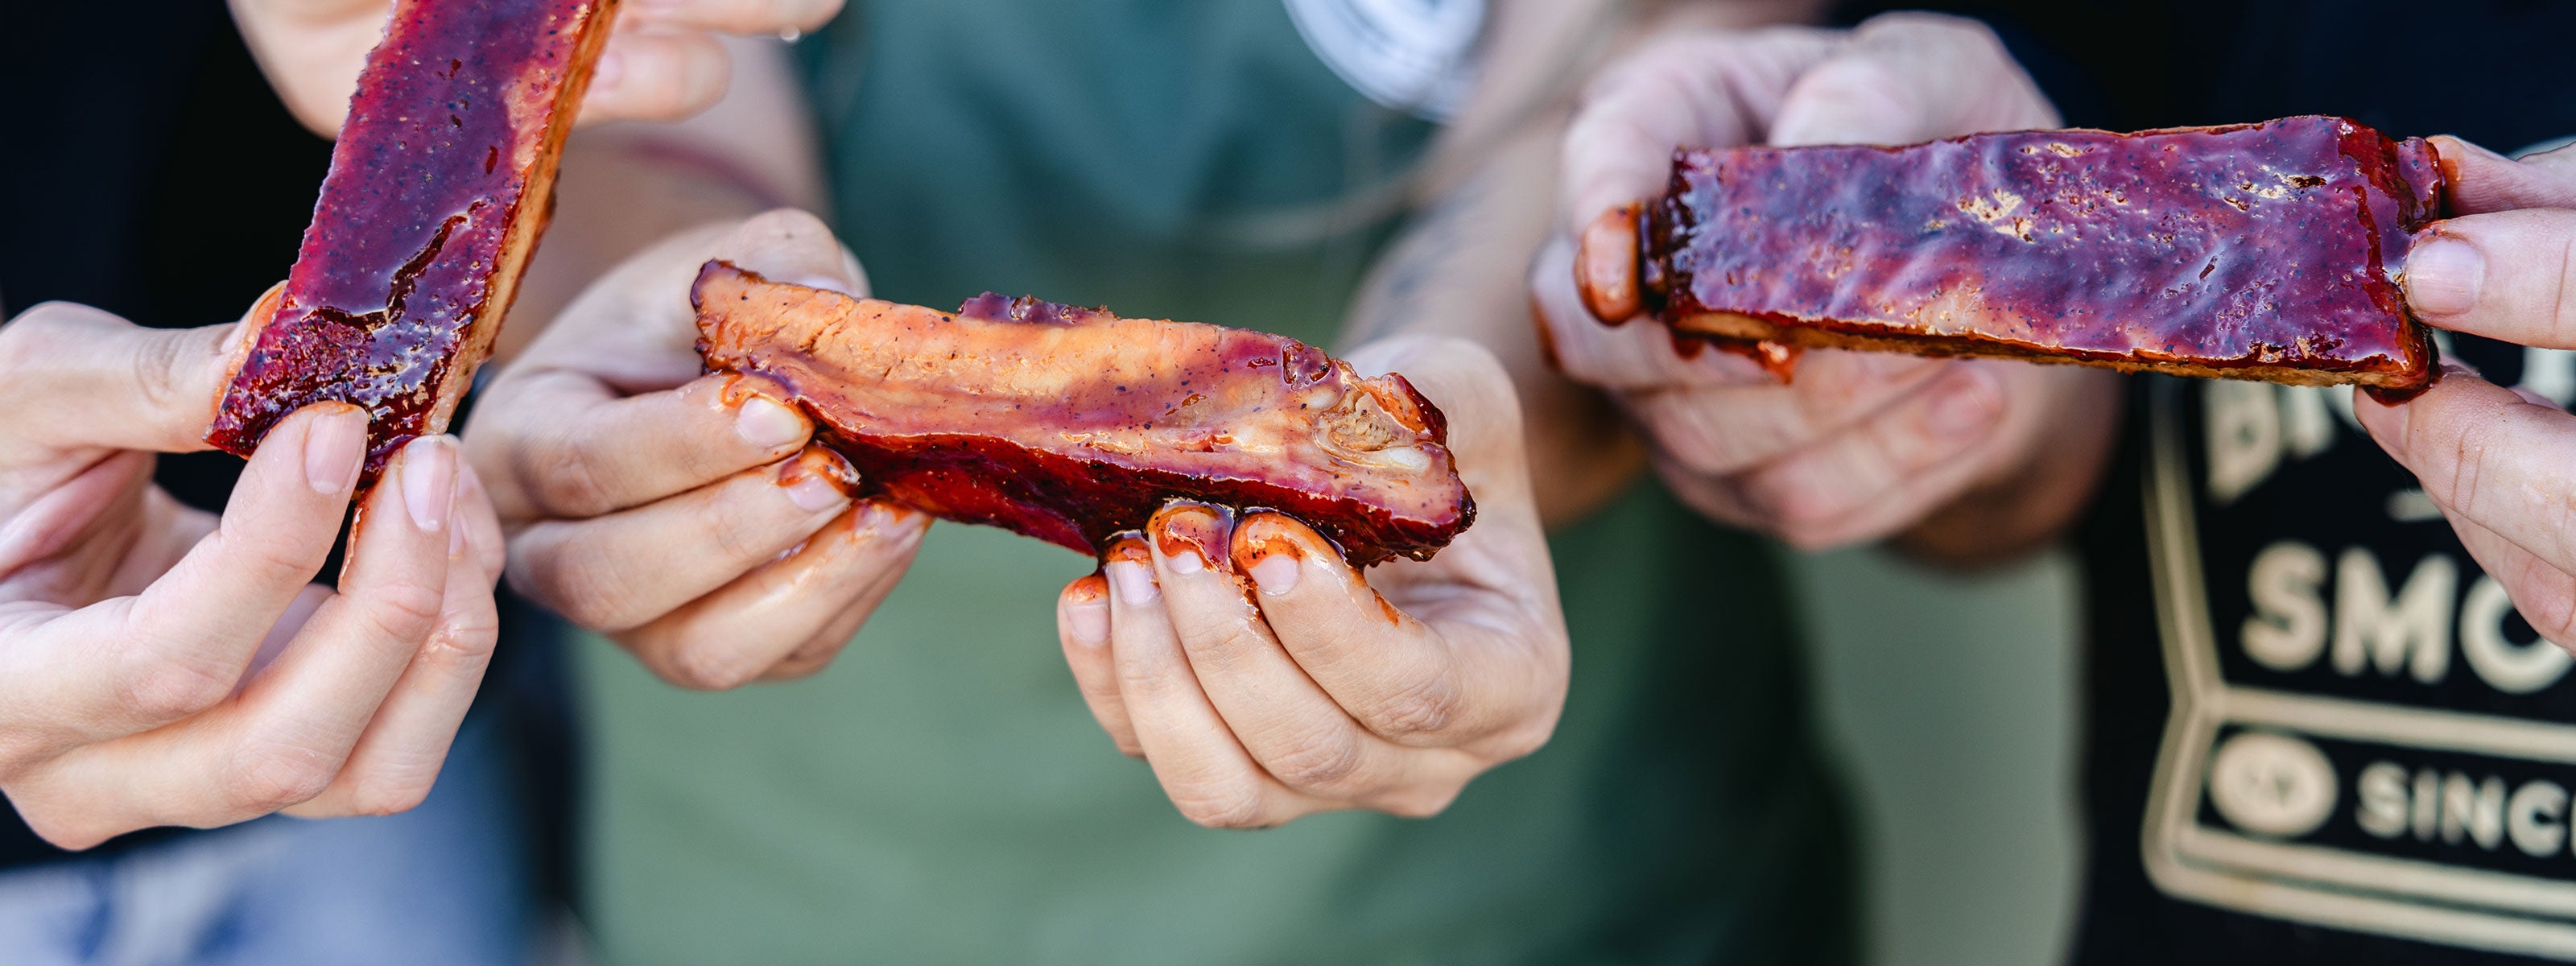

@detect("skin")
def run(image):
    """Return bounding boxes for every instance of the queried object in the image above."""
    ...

[1541,13,2123,564]
[2357,139,2576,649]
[0,8,819,845]
[459,0,1839,825]
[227,0,844,138]
[0,300,506,848]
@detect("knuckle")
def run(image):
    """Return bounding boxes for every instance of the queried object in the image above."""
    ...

[342,774,434,817]
[1169,782,1269,830]
[1262,732,1366,794]
[1377,785,1463,819]
[653,642,763,692]
[522,545,652,632]
[114,652,235,722]
[357,580,448,643]
[227,741,341,813]
[1360,675,1465,742]
[526,434,619,518]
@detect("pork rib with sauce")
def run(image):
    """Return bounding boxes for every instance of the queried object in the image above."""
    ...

[691,262,1475,566]
[1579,116,2446,394]
[207,0,620,473]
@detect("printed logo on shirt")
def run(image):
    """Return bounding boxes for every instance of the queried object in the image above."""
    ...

[1282,0,1484,122]
[2140,337,2576,959]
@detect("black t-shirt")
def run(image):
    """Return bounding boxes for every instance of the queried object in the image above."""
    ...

[1840,0,2576,959]
[0,2,334,868]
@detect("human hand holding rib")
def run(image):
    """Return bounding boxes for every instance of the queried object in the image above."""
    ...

[467,210,927,689]
[1540,13,2119,558]
[2358,139,2576,648]
[1053,336,1567,828]
[0,301,503,848]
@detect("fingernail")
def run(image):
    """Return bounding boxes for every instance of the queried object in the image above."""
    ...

[450,507,469,556]
[735,395,807,450]
[2406,235,2483,317]
[302,403,369,495]
[1150,503,1229,576]
[1925,368,2004,441]
[778,448,856,514]
[1104,539,1160,605]
[400,436,459,533]
[1247,544,1302,597]
[1065,576,1109,647]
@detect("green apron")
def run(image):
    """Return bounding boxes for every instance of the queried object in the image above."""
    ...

[576,2,1853,961]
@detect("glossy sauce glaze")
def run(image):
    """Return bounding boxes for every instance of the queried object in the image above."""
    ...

[1638,116,2444,391]
[691,262,1475,567]
[206,0,618,473]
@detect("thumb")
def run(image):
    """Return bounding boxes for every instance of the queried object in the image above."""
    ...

[1769,12,2057,148]
[714,208,869,298]
[1560,27,1845,233]
[0,296,256,460]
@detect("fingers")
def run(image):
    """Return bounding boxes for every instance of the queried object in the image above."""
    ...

[1056,574,1138,757]
[1561,27,1844,229]
[2403,208,2576,349]
[26,405,368,749]
[14,436,463,844]
[1625,349,1946,477]
[1768,12,2058,149]
[507,446,855,632]
[2359,369,2576,578]
[286,485,500,818]
[1099,536,1314,828]
[480,372,812,521]
[1726,361,2008,547]
[0,303,241,460]
[2431,135,2576,216]
[617,502,925,690]
[1228,514,1524,753]
[1146,506,1468,811]
[1530,235,1774,389]
[2442,513,2576,651]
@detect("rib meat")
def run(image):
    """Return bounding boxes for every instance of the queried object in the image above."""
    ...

[691,262,1475,566]
[206,0,621,473]
[1579,116,2446,394]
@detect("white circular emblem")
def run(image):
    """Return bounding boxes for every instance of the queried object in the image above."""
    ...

[1284,0,1486,122]
[2207,730,2339,839]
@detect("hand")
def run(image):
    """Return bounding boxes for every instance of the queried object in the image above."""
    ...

[1539,13,2119,555]
[1051,336,1567,828]
[468,209,927,689]
[2357,138,2576,645]
[229,0,844,137]
[0,302,504,849]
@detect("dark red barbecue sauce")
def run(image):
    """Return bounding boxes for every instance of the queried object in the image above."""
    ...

[693,263,1475,568]
[1640,116,2446,396]
[205,0,613,475]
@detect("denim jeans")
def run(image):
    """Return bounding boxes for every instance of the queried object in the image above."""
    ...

[0,710,535,966]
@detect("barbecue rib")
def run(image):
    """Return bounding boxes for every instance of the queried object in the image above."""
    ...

[691,262,1476,566]
[1578,116,2446,394]
[206,0,620,473]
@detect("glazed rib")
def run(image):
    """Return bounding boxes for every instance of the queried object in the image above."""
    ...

[1581,116,2445,393]
[691,262,1476,566]
[206,0,621,473]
